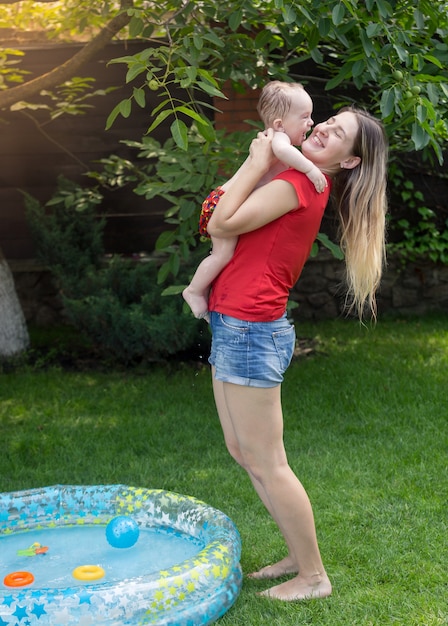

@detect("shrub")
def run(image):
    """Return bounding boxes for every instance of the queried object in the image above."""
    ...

[62,258,202,362]
[387,165,448,264]
[23,176,105,284]
[24,178,205,364]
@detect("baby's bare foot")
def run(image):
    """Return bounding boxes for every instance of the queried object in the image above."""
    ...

[248,556,298,580]
[257,573,332,601]
[182,287,209,320]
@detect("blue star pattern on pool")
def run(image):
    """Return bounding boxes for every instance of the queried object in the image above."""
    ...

[0,485,242,625]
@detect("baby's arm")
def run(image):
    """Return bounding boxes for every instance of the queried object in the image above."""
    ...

[222,150,287,192]
[272,131,327,193]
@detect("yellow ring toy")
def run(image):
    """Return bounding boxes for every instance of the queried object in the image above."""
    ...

[4,571,35,587]
[72,565,105,581]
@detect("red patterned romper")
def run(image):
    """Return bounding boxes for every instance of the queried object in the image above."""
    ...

[198,187,225,239]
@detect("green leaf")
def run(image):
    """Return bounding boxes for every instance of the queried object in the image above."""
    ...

[197,120,216,143]
[282,4,297,24]
[416,104,427,124]
[360,29,374,56]
[352,60,365,78]
[105,102,122,130]
[196,68,221,89]
[125,63,146,83]
[155,230,177,251]
[128,16,143,38]
[380,88,395,118]
[423,54,444,70]
[202,31,225,48]
[316,233,344,259]
[157,260,171,284]
[146,109,172,135]
[193,34,203,50]
[161,284,186,296]
[229,10,243,31]
[366,22,382,37]
[107,54,137,66]
[11,101,50,112]
[175,105,206,125]
[185,66,198,82]
[151,97,173,117]
[133,87,145,108]
[310,47,323,64]
[427,83,439,106]
[411,122,429,150]
[375,0,393,19]
[179,200,197,220]
[318,17,331,37]
[171,119,188,150]
[197,80,226,99]
[170,252,180,277]
[332,3,346,26]
[325,63,353,90]
[119,99,131,118]
[414,9,425,29]
[254,29,274,48]
[394,45,408,64]
[296,4,313,21]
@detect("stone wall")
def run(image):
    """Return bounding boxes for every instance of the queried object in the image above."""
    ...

[11,261,65,327]
[10,254,448,328]
[292,251,448,320]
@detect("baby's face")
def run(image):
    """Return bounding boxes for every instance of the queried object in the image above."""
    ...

[280,90,314,146]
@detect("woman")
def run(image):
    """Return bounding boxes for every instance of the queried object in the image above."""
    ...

[206,106,388,601]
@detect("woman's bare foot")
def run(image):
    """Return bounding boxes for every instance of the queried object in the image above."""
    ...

[182,287,209,320]
[247,556,298,580]
[257,573,332,601]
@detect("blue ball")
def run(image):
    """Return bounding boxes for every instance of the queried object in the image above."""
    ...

[106,516,139,549]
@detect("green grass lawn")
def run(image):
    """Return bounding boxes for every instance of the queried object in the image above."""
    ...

[1,314,447,625]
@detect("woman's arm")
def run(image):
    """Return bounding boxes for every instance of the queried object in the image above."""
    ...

[208,131,299,238]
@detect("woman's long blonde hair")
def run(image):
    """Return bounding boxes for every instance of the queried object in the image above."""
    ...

[331,106,388,320]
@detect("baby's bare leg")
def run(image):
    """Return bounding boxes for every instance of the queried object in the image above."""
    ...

[183,236,237,319]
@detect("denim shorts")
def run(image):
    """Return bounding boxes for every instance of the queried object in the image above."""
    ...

[208,311,296,388]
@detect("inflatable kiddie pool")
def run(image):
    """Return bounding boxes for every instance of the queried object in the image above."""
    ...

[0,484,242,625]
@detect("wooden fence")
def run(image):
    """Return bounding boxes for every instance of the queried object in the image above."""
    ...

[0,40,190,260]
[2,40,447,263]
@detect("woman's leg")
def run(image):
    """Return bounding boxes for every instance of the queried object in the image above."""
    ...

[212,370,331,600]
[183,236,237,319]
[212,373,298,576]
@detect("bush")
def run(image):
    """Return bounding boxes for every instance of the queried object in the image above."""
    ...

[23,176,105,284]
[63,259,202,362]
[24,178,206,364]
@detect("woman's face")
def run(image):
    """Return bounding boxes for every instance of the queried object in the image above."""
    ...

[301,111,360,173]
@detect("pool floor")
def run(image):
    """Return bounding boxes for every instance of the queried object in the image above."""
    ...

[1,526,203,588]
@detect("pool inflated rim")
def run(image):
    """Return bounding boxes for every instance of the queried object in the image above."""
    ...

[0,484,242,625]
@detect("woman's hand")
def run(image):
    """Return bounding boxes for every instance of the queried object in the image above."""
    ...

[248,128,276,175]
[208,129,287,239]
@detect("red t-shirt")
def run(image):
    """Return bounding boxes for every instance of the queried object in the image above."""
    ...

[208,169,331,321]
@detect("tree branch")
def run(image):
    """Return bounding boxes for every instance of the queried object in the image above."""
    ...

[0,0,133,110]
[0,0,58,4]
[19,109,89,168]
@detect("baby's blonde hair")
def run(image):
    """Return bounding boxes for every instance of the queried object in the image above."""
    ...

[257,81,305,127]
